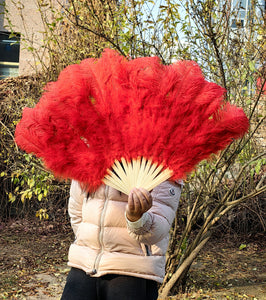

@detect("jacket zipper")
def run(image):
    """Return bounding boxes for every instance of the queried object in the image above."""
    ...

[92,185,109,274]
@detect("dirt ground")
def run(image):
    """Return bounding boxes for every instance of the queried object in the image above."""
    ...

[0,219,265,300]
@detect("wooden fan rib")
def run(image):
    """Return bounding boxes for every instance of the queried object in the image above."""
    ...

[132,158,141,188]
[104,157,173,194]
[141,161,161,188]
[136,157,148,188]
[112,160,130,191]
[105,171,126,190]
[138,158,152,188]
[103,175,129,194]
[145,168,173,191]
[140,159,157,188]
[121,157,131,191]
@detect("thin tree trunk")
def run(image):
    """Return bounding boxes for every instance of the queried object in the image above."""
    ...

[160,235,210,299]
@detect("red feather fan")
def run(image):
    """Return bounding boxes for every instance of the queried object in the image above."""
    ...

[15,49,249,194]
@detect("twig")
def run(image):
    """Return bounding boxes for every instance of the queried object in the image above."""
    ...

[241,203,266,231]
[0,120,18,151]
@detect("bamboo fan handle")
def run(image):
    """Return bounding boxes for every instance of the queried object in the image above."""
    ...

[102,157,173,195]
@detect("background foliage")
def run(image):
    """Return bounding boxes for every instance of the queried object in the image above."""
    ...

[0,76,69,220]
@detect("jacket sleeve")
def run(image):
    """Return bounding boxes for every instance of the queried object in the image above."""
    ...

[126,180,182,245]
[68,180,86,236]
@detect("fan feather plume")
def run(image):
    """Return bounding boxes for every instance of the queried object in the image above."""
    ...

[15,49,249,194]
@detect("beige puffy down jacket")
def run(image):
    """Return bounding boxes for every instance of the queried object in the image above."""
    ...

[67,180,182,283]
